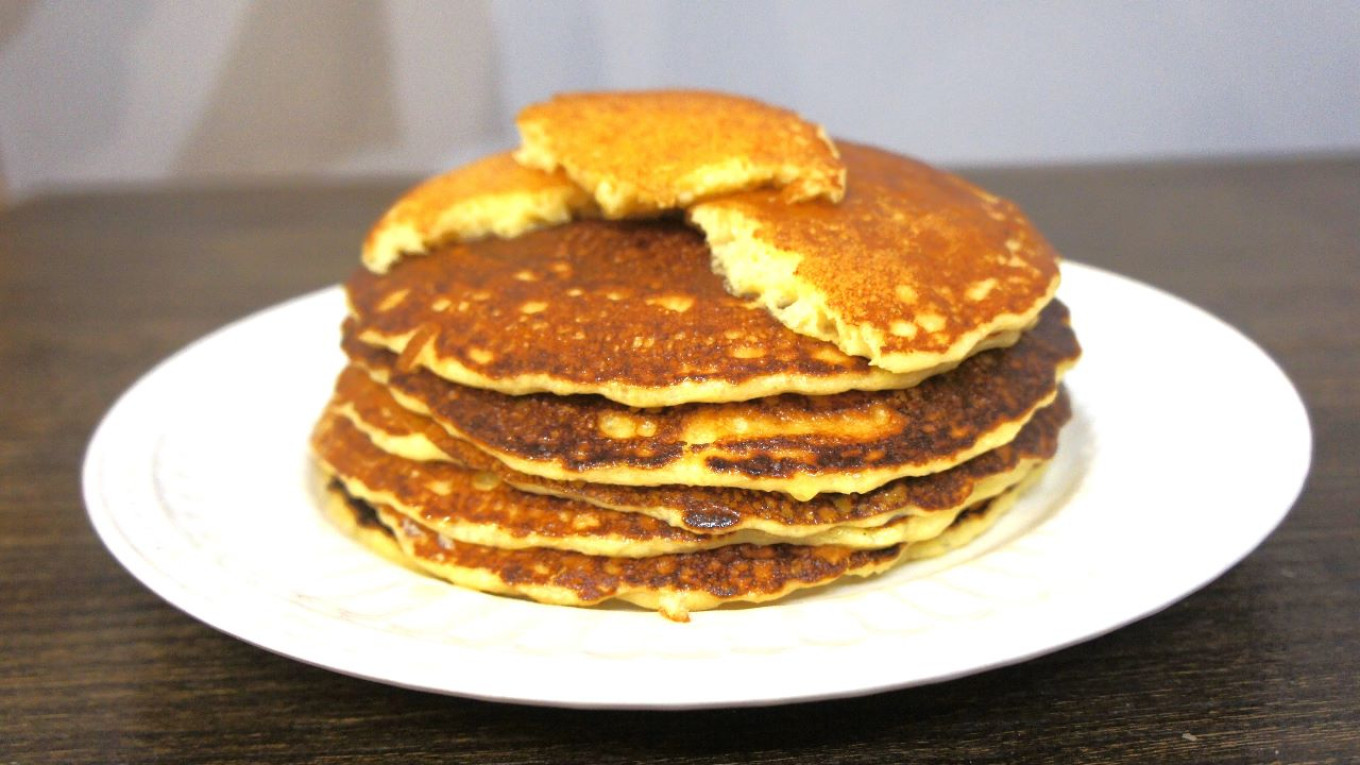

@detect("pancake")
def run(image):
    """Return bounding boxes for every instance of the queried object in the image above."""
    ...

[314,402,1053,555]
[325,363,1071,537]
[348,219,1023,407]
[322,476,1028,621]
[315,411,715,557]
[893,471,1031,561]
[361,152,596,273]
[342,300,1079,499]
[688,142,1061,374]
[316,473,418,571]
[514,90,845,218]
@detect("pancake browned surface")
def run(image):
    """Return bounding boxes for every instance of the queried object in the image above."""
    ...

[689,142,1061,373]
[314,405,1048,554]
[361,152,596,273]
[515,90,845,217]
[348,219,1020,406]
[327,364,1072,537]
[342,301,1078,499]
[322,478,1029,622]
[315,411,710,557]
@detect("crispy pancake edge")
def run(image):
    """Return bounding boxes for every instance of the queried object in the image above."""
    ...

[320,475,1030,621]
[361,152,597,274]
[514,90,846,218]
[314,404,1050,555]
[326,365,1072,537]
[342,302,1079,499]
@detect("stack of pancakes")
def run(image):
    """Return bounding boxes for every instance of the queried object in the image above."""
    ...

[312,91,1079,621]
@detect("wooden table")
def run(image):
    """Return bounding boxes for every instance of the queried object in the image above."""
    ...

[3,159,1356,763]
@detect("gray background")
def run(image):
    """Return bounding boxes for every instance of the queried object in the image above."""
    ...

[2,0,1357,200]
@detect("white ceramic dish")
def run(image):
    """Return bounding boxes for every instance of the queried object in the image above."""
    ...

[83,262,1311,709]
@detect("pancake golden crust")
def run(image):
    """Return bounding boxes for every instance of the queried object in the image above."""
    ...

[334,486,904,622]
[348,219,1017,406]
[315,403,1040,553]
[342,301,1079,499]
[328,364,1071,536]
[324,479,1029,620]
[313,411,710,556]
[689,142,1061,373]
[894,468,1034,562]
[361,152,596,273]
[514,90,845,218]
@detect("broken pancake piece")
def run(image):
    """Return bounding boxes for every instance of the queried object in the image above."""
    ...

[515,90,845,218]
[689,142,1061,374]
[361,152,596,273]
[348,219,1020,406]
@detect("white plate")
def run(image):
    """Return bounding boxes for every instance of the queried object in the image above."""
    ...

[83,262,1311,709]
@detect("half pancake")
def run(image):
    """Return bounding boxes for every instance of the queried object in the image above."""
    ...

[689,142,1061,374]
[348,219,1021,407]
[322,479,1029,621]
[514,90,845,218]
[326,364,1071,537]
[361,152,597,273]
[342,301,1079,499]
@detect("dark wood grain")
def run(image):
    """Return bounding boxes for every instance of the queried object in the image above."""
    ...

[2,159,1356,764]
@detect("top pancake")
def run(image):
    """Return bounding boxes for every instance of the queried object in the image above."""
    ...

[361,152,596,273]
[688,142,1061,373]
[514,90,845,218]
[347,219,1019,407]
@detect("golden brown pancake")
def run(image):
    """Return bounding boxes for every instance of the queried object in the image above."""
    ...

[689,142,1061,373]
[347,219,1021,407]
[341,301,1079,499]
[361,152,596,273]
[326,364,1071,537]
[322,477,1028,621]
[317,472,419,571]
[315,412,716,557]
[514,90,845,217]
[891,471,1032,561]
[314,402,1054,554]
